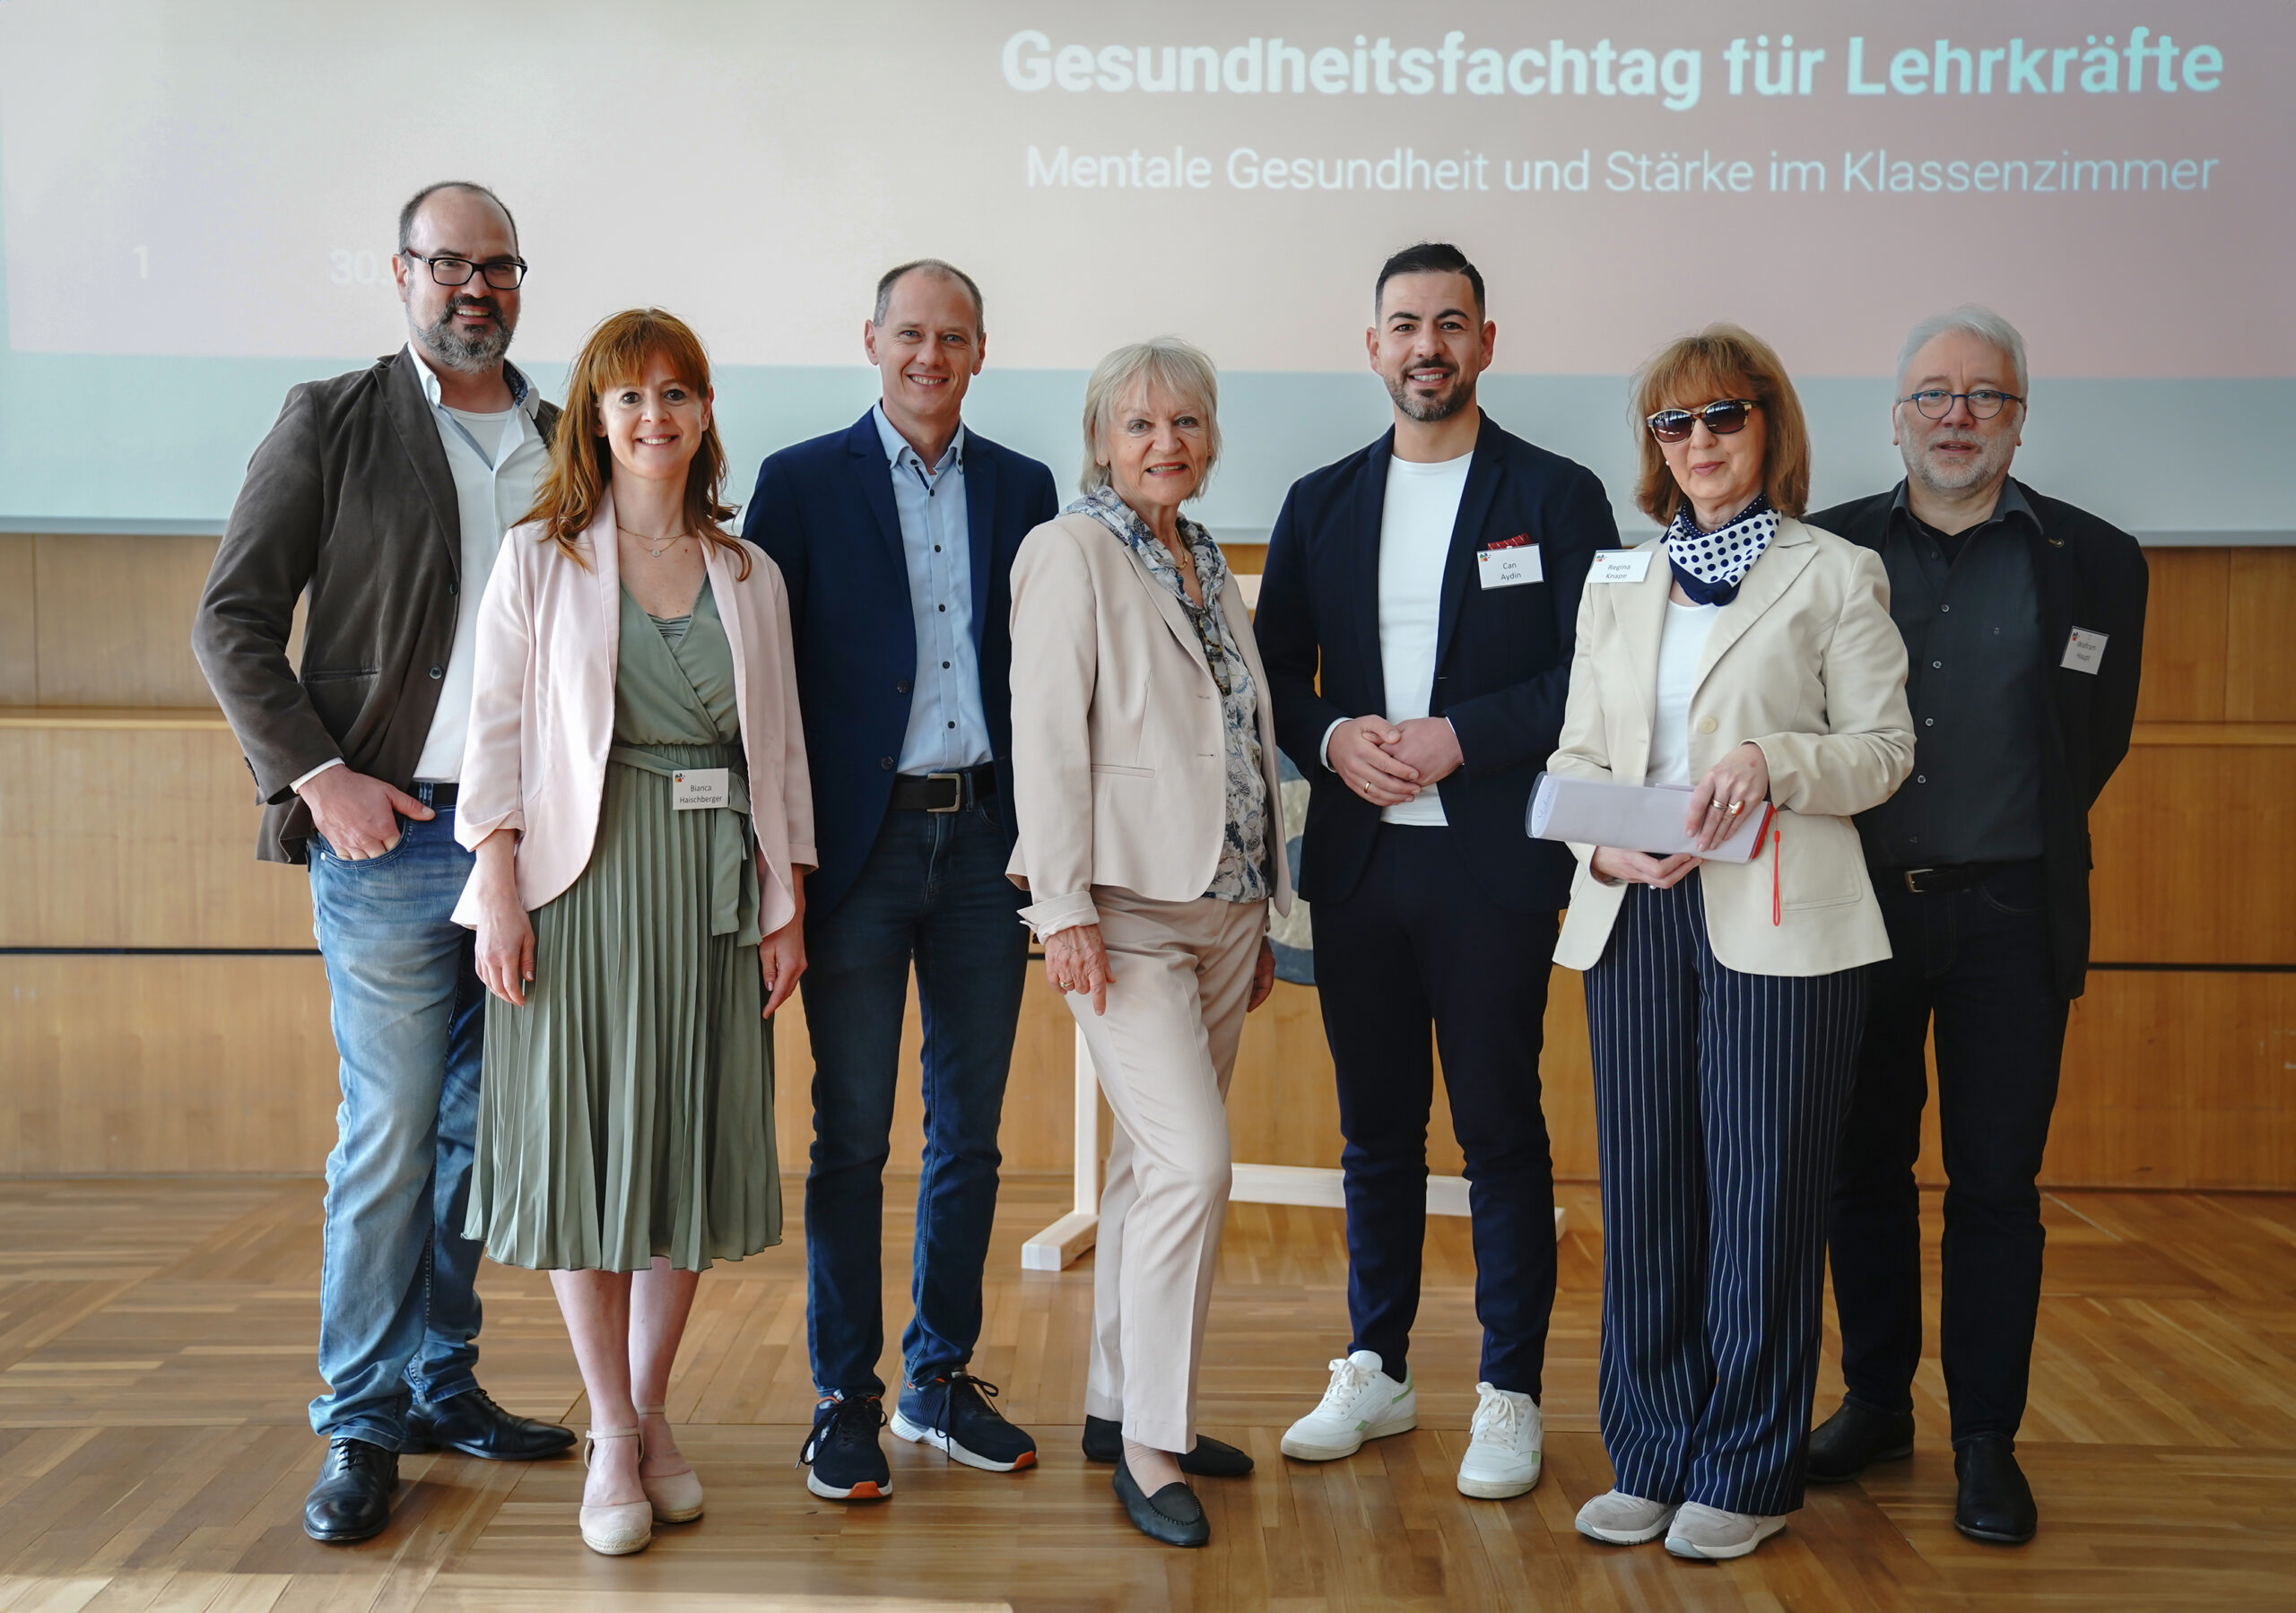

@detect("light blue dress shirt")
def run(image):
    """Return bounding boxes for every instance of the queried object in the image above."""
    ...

[874,402,992,774]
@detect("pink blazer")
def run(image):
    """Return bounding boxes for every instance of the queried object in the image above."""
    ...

[451,494,816,935]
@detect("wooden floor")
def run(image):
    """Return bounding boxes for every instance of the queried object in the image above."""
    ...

[1,1177,2292,1612]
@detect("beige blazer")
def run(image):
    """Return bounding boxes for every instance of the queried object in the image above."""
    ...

[451,493,817,937]
[1005,512,1293,937]
[1549,517,1913,977]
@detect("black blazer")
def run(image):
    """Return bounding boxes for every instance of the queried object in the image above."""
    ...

[743,411,1059,924]
[1257,412,1615,914]
[1812,480,2148,999]
[193,350,561,863]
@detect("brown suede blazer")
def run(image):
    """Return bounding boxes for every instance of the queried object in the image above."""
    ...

[192,348,560,863]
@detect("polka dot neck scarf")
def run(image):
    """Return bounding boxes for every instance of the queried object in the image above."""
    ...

[1664,493,1778,606]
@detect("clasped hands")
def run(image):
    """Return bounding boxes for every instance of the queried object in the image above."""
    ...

[1326,714,1462,807]
[1590,741,1770,889]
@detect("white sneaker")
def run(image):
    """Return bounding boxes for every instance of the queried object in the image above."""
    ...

[1456,1383,1542,1498]
[1664,1501,1787,1560]
[1280,1349,1416,1461]
[1575,1489,1678,1544]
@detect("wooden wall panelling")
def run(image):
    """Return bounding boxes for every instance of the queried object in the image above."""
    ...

[30,533,222,707]
[2225,549,2296,722]
[2130,547,2227,724]
[0,533,37,704]
[2087,740,2296,965]
[0,721,312,950]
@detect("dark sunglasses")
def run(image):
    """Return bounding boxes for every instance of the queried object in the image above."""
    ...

[1648,399,1758,443]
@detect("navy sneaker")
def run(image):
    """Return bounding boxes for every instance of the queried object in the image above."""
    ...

[891,1372,1039,1472]
[799,1393,891,1501]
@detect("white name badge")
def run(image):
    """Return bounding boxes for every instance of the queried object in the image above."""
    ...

[1591,549,1655,584]
[2060,628,2109,675]
[1477,544,1544,589]
[672,767,731,810]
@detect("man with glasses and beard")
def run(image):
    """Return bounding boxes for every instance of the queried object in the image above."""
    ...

[1255,242,1613,1504]
[1804,307,2147,1547]
[195,181,575,1545]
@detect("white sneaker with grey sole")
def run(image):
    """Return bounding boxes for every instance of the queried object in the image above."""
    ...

[1574,1489,1679,1544]
[1280,1350,1416,1461]
[1456,1383,1542,1498]
[1664,1501,1787,1560]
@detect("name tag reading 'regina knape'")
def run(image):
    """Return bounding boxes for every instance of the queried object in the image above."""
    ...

[673,768,731,810]
[2061,628,2109,674]
[1477,535,1544,589]
[1590,549,1655,585]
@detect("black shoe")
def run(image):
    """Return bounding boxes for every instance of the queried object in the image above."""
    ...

[404,1387,576,1461]
[800,1393,892,1501]
[1113,1454,1210,1548]
[1953,1435,2038,1544]
[1806,1399,1916,1484]
[302,1436,399,1543]
[1083,1415,1254,1478]
[892,1372,1039,1471]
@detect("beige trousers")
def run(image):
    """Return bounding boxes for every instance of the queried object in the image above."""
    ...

[1068,888,1265,1453]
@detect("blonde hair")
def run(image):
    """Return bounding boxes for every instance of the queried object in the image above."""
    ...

[1631,324,1811,525]
[520,307,748,577]
[1078,337,1222,495]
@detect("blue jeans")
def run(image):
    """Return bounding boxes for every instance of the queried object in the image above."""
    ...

[305,806,485,1447]
[801,798,1028,1398]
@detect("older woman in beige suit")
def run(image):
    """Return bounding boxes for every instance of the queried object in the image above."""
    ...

[1007,337,1291,1548]
[1549,325,1912,1562]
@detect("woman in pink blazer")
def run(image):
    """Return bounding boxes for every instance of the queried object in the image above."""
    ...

[454,308,813,1556]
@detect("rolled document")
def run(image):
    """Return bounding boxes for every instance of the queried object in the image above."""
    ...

[1526,771,1775,863]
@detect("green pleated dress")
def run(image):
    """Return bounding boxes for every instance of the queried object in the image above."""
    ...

[467,582,780,1272]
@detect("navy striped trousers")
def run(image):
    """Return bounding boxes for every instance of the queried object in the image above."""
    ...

[1583,876,1866,1516]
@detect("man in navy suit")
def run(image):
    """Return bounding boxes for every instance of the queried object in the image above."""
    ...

[744,260,1058,1502]
[1256,242,1613,1503]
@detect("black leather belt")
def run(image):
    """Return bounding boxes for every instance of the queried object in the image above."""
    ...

[889,764,995,813]
[1892,863,1998,895]
[412,781,458,809]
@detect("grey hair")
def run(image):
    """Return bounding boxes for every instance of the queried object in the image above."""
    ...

[1079,338,1222,495]
[1896,304,2029,397]
[873,258,985,337]
[397,181,517,255]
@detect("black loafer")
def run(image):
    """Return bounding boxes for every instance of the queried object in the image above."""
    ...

[303,1436,398,1543]
[1114,1455,1210,1548]
[404,1387,575,1461]
[1806,1399,1916,1484]
[1953,1435,2038,1544]
[1084,1415,1254,1478]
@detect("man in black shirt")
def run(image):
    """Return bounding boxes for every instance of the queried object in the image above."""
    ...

[1805,308,2147,1545]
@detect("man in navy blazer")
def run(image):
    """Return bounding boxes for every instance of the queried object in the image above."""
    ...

[1255,243,1614,1503]
[744,260,1058,1503]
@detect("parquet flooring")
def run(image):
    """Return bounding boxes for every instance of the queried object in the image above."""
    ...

[1,1175,2292,1611]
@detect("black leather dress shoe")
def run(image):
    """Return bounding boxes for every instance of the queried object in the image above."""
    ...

[1806,1399,1916,1484]
[303,1436,398,1543]
[1954,1435,2038,1544]
[1114,1455,1211,1548]
[1083,1415,1254,1478]
[404,1388,576,1461]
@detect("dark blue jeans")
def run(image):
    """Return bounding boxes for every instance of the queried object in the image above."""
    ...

[305,806,485,1447]
[800,798,1029,1398]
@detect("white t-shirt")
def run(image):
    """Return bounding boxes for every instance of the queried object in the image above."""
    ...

[1646,599,1722,788]
[1372,450,1472,826]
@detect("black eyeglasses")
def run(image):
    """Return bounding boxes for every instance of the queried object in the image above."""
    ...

[1898,387,2022,421]
[401,252,529,290]
[1648,399,1757,443]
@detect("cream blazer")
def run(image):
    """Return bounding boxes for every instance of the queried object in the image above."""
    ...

[1549,517,1913,977]
[451,494,817,937]
[1005,512,1293,937]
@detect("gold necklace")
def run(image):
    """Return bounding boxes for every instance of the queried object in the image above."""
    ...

[618,523,691,559]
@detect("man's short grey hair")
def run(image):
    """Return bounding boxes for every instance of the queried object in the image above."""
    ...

[1897,304,2029,396]
[1079,337,1222,495]
[873,258,985,337]
[397,181,517,255]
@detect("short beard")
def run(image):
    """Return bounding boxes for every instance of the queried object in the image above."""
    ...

[1385,368,1474,423]
[413,296,514,372]
[1906,432,2013,497]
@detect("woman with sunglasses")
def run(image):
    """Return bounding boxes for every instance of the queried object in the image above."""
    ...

[1544,325,1912,1560]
